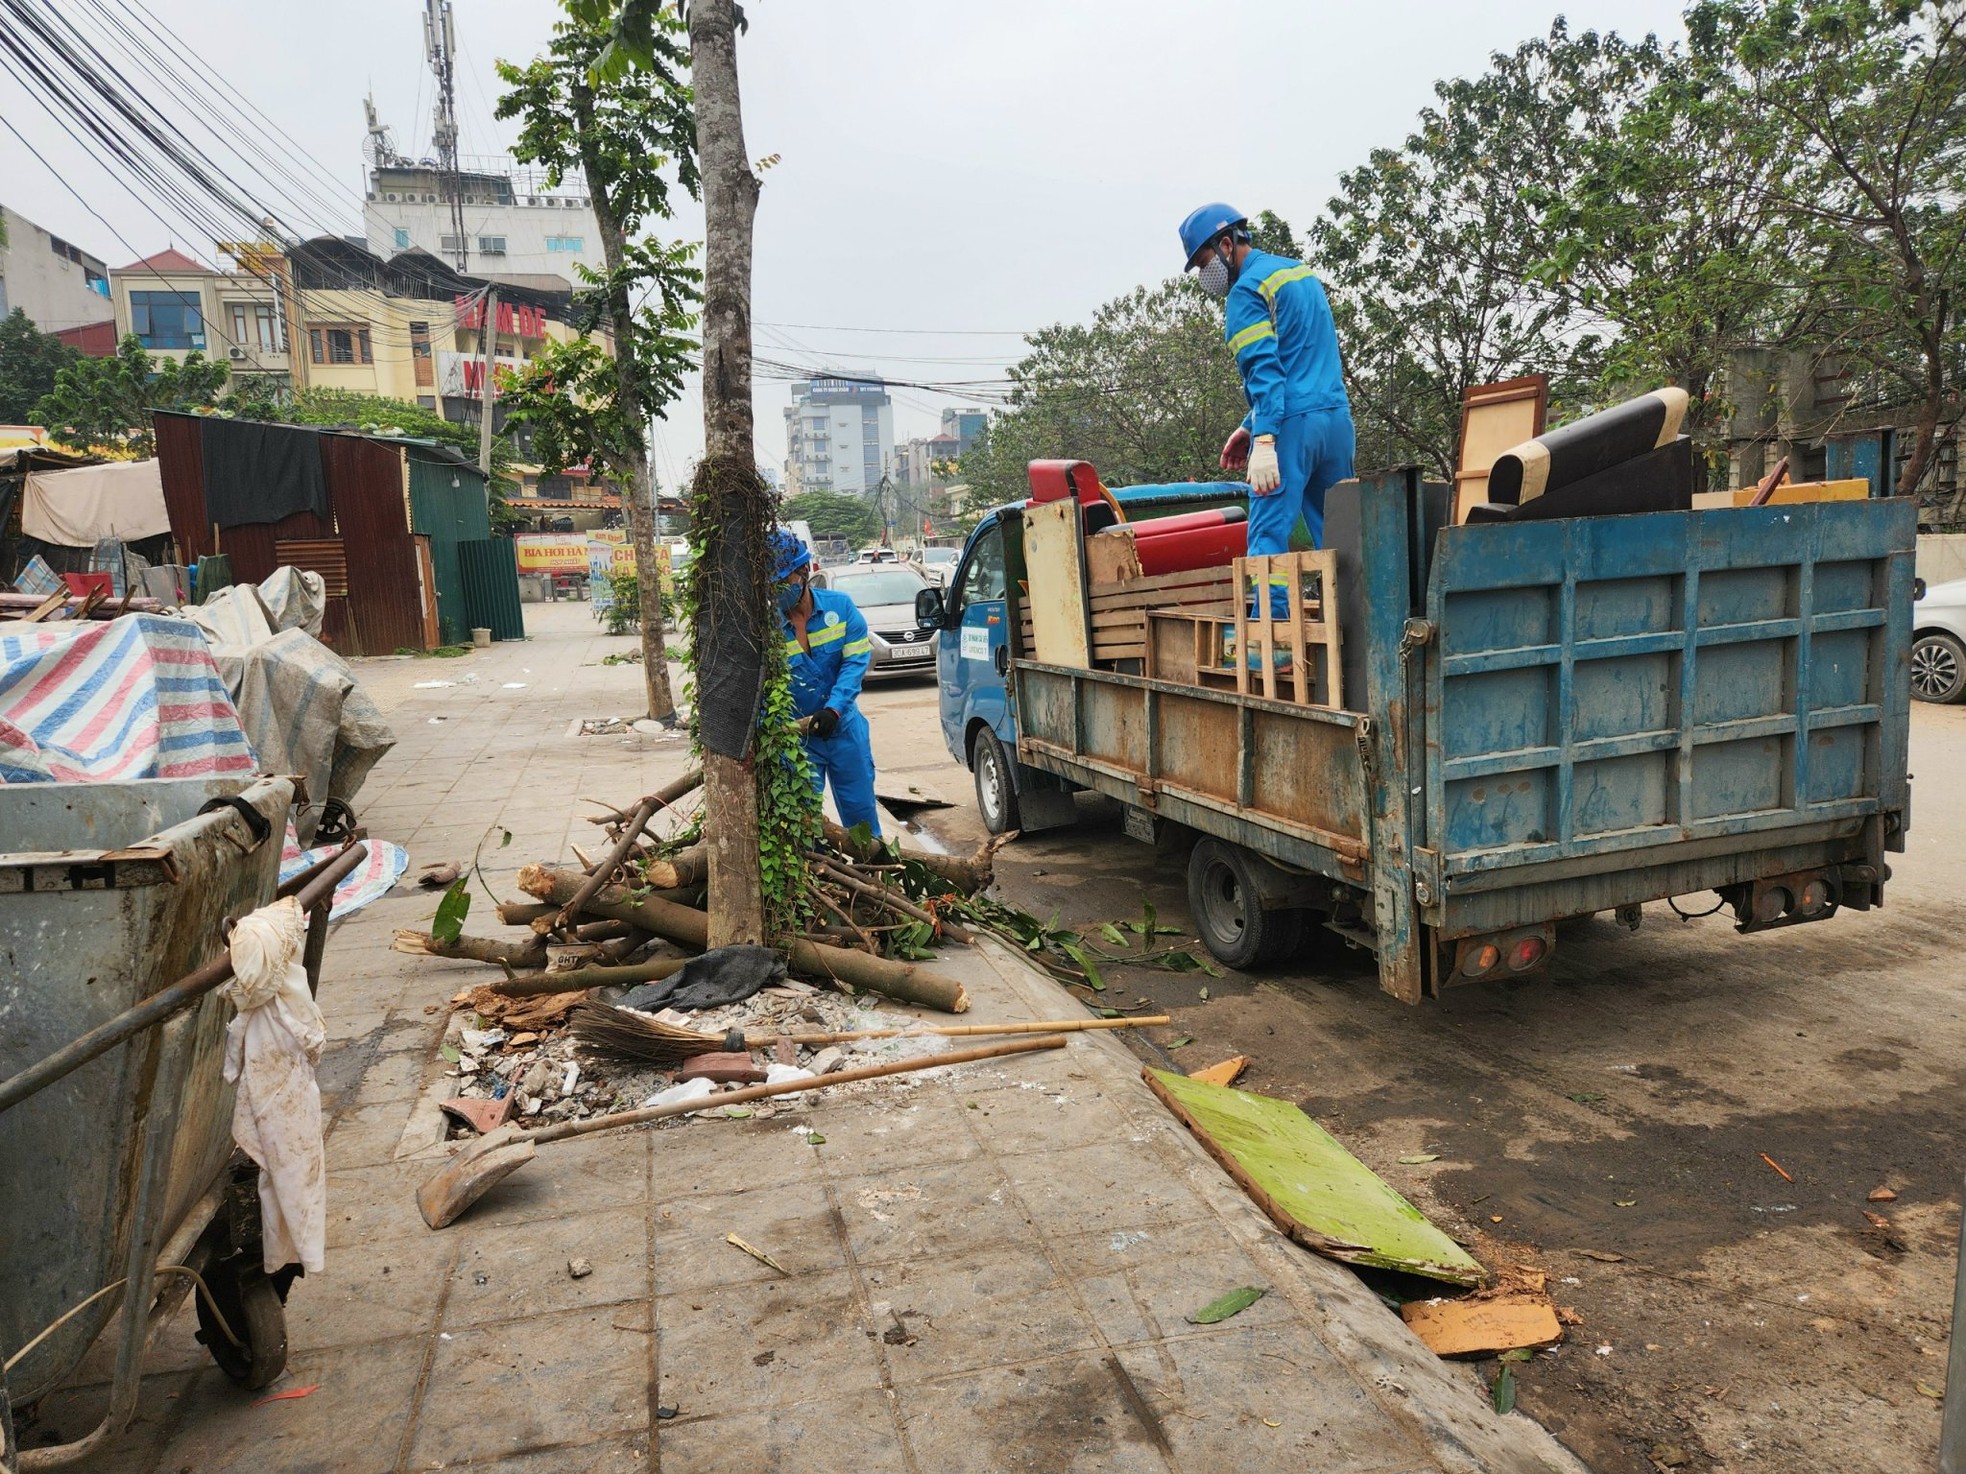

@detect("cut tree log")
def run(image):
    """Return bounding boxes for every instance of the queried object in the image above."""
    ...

[644,842,707,889]
[517,863,967,1013]
[822,820,1002,893]
[498,901,558,927]
[394,930,547,969]
[489,954,690,997]
[555,767,704,929]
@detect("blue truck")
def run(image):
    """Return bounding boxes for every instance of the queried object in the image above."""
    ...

[916,469,1916,1002]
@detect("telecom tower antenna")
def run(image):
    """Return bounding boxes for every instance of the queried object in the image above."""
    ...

[423,0,468,271]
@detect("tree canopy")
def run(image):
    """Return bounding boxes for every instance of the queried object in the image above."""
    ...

[0,309,80,425]
[957,3,1964,520]
[783,489,881,546]
[34,334,228,455]
[959,279,1246,509]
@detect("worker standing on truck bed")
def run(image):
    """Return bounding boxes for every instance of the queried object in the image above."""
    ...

[1180,202,1355,616]
[770,529,883,837]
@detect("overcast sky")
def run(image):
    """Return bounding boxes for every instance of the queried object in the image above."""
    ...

[2,0,1692,485]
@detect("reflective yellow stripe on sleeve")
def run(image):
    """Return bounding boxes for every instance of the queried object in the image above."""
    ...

[783,637,805,655]
[1256,264,1315,303]
[1227,321,1275,355]
[805,622,848,648]
[844,638,872,656]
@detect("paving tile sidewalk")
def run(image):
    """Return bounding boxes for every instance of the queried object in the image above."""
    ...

[29,603,1583,1473]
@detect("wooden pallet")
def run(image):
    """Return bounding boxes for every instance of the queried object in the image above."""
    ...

[1230,551,1342,707]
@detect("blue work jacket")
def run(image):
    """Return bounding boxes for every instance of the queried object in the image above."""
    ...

[782,585,872,719]
[1225,247,1350,437]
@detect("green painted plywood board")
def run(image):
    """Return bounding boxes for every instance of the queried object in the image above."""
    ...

[1146,1068,1484,1287]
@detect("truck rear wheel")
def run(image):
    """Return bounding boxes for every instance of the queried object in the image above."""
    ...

[971,729,1022,835]
[1187,839,1303,969]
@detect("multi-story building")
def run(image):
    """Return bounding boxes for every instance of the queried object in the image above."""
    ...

[1,204,112,344]
[940,407,988,455]
[108,245,295,396]
[283,236,603,442]
[893,433,958,491]
[782,376,893,496]
[364,160,607,287]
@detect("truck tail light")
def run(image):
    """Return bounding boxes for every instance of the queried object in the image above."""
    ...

[1448,925,1555,986]
[1507,935,1547,972]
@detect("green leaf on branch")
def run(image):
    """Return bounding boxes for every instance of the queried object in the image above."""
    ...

[1057,940,1106,991]
[433,877,471,945]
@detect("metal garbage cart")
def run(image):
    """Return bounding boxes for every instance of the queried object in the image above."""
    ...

[0,774,365,1469]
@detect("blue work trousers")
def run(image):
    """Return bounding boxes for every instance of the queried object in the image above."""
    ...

[806,705,881,837]
[1247,408,1356,616]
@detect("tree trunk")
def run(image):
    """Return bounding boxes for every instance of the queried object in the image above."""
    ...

[690,0,769,948]
[1895,291,1949,503]
[573,76,676,723]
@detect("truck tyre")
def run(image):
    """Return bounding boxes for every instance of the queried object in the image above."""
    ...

[971,729,1022,834]
[1911,631,1966,703]
[1187,839,1303,969]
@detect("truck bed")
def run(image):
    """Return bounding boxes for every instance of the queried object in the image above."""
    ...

[1004,472,1915,1001]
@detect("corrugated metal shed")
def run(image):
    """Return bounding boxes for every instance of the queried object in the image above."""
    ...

[154,411,432,655]
[459,537,526,642]
[318,434,424,655]
[406,448,492,645]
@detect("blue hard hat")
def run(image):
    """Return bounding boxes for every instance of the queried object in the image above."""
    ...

[1179,202,1248,270]
[768,528,812,582]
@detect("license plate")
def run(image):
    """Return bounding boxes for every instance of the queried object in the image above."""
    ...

[888,643,933,660]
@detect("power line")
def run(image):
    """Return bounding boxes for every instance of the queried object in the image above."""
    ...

[758,319,1032,338]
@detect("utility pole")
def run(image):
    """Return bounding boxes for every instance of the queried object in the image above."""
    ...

[689,0,769,948]
[476,287,498,476]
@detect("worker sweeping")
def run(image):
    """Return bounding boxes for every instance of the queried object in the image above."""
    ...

[770,529,882,837]
[1179,203,1355,617]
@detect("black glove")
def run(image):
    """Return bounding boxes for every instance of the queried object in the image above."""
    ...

[810,707,841,739]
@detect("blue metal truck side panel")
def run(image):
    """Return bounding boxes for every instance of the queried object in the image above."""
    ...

[1420,500,1914,900]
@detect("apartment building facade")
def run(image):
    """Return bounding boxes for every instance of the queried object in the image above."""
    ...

[1,203,113,341]
[782,376,894,495]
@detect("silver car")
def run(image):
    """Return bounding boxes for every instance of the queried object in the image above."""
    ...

[816,563,940,677]
[1912,574,1966,703]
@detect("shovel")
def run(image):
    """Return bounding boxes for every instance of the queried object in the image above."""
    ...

[416,1032,1068,1228]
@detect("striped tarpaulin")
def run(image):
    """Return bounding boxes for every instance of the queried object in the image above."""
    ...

[280,837,410,920]
[0,613,257,784]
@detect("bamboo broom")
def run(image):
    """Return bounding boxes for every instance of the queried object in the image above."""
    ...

[569,1001,1170,1066]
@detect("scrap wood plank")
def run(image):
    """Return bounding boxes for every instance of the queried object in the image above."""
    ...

[1144,1067,1484,1287]
[1400,1294,1561,1357]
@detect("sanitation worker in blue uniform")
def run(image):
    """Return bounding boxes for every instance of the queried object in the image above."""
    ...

[1179,203,1355,616]
[770,530,882,837]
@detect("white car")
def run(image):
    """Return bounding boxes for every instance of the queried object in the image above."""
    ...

[915,547,960,587]
[1912,575,1966,703]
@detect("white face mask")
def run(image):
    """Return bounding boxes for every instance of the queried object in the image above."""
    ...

[1196,254,1232,299]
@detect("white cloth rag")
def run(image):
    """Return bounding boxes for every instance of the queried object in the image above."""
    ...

[220,896,327,1273]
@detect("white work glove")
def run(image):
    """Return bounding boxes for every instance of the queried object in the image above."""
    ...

[1220,425,1251,471]
[1246,434,1281,495]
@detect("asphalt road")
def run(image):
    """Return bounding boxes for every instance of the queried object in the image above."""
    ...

[862,668,1964,1474]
